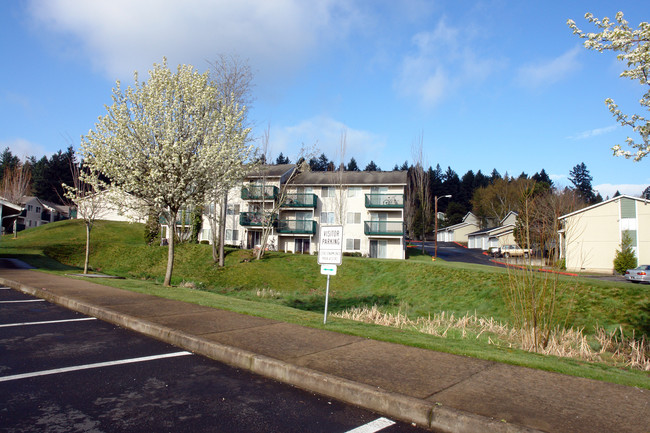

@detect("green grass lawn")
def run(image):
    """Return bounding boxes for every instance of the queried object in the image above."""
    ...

[1,219,648,389]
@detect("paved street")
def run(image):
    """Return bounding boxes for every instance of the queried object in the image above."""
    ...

[0,287,427,433]
[417,242,497,266]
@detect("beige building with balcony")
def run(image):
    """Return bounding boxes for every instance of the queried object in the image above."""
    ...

[558,195,650,274]
[207,166,408,260]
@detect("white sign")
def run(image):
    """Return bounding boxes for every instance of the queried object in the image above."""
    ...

[320,264,337,275]
[318,225,343,265]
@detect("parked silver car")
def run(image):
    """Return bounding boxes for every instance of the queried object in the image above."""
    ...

[625,265,650,283]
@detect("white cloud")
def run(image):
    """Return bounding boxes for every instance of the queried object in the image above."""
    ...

[595,183,649,199]
[515,46,581,89]
[267,116,385,165]
[395,18,501,108]
[27,0,356,84]
[567,125,618,140]
[0,138,49,160]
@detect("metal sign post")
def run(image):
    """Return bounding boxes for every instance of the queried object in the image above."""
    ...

[318,226,343,324]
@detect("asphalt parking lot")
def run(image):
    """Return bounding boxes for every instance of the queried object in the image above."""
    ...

[0,286,426,433]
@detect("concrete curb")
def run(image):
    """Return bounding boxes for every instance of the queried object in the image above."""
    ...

[1,276,544,433]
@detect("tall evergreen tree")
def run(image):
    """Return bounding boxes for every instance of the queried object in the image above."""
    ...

[346,157,360,171]
[0,147,20,184]
[442,166,460,198]
[458,170,476,209]
[532,169,553,188]
[474,170,490,190]
[275,152,290,164]
[643,185,650,199]
[569,162,599,204]
[399,160,409,171]
[364,160,380,171]
[490,168,501,182]
[309,153,330,171]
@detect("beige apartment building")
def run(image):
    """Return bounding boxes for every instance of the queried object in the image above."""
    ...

[205,165,408,260]
[558,195,650,273]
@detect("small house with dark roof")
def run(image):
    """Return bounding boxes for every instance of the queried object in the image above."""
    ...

[467,211,518,250]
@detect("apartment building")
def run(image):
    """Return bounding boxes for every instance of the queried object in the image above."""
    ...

[206,165,408,260]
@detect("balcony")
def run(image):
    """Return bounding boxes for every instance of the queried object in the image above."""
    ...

[276,219,316,235]
[241,185,279,200]
[365,193,404,208]
[239,212,276,227]
[281,193,317,208]
[364,220,404,236]
[41,211,51,222]
[159,214,192,225]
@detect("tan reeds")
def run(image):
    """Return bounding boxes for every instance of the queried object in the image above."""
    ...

[333,305,649,370]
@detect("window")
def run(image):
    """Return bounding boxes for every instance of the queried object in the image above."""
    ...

[202,228,211,240]
[321,212,335,224]
[36,206,41,213]
[226,229,239,241]
[321,186,335,198]
[347,187,361,198]
[346,238,360,251]
[226,204,240,215]
[346,212,361,224]
[27,205,33,211]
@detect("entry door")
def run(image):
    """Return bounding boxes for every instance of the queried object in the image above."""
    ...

[369,240,387,258]
[294,238,310,254]
[248,231,261,249]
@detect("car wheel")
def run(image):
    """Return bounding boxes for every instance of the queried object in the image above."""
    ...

[504,253,510,258]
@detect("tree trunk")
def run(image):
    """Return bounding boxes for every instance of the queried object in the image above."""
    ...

[218,192,227,267]
[210,201,219,263]
[164,218,176,286]
[84,222,91,274]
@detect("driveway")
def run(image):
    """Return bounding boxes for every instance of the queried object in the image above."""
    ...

[418,242,497,266]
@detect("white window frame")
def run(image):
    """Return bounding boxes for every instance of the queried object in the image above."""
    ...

[346,238,361,251]
[321,186,335,198]
[347,187,362,198]
[346,212,361,224]
[321,212,335,224]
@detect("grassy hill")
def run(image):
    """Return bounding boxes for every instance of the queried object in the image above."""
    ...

[1,219,648,388]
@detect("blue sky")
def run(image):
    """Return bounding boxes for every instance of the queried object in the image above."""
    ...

[1,0,648,198]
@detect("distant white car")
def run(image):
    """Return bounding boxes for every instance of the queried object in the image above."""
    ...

[499,244,531,258]
[625,265,650,284]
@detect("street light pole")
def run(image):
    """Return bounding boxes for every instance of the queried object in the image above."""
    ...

[434,195,452,260]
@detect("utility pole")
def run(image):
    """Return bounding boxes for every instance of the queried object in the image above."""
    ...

[434,195,451,260]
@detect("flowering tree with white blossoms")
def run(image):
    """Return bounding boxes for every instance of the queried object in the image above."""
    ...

[81,59,250,286]
[568,12,650,161]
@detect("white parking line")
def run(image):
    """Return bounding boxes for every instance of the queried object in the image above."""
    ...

[0,299,45,303]
[0,317,97,328]
[0,351,193,382]
[345,417,396,433]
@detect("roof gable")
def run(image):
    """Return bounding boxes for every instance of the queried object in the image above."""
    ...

[559,194,649,220]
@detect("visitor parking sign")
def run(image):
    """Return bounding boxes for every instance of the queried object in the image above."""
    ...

[318,225,343,265]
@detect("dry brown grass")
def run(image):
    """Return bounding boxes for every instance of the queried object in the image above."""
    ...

[333,305,650,370]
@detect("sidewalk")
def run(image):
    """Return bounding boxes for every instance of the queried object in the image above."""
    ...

[0,263,647,433]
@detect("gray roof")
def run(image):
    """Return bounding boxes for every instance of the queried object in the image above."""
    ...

[245,164,296,179]
[292,170,407,186]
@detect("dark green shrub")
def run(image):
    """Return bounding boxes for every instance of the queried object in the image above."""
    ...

[613,232,637,275]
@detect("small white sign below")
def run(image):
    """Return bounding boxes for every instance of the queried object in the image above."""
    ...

[320,264,337,276]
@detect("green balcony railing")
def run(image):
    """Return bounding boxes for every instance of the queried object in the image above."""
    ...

[241,185,279,200]
[276,219,316,234]
[364,220,404,236]
[159,214,192,225]
[239,212,276,227]
[365,193,404,208]
[281,193,317,208]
